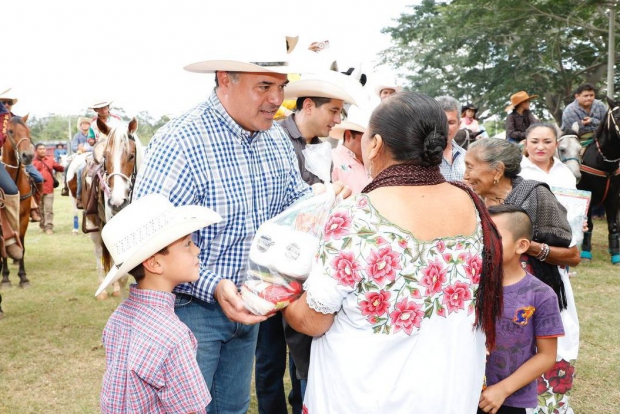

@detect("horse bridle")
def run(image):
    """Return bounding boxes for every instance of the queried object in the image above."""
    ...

[97,134,138,201]
[557,134,581,166]
[593,105,620,163]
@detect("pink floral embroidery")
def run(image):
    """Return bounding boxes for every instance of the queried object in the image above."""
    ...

[419,257,447,296]
[366,246,402,286]
[324,211,352,241]
[360,290,391,317]
[389,298,424,335]
[464,253,482,284]
[437,305,446,317]
[356,197,368,208]
[331,251,362,287]
[442,253,453,263]
[436,240,446,253]
[375,236,389,246]
[398,238,408,249]
[410,288,422,299]
[442,281,473,314]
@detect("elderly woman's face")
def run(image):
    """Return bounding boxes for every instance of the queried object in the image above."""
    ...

[464,149,497,197]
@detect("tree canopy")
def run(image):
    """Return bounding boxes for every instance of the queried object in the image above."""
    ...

[382,0,620,123]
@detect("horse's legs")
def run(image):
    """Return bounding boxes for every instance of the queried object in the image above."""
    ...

[581,209,594,260]
[605,198,620,265]
[1,257,10,287]
[0,292,3,319]
[91,231,108,300]
[17,258,28,288]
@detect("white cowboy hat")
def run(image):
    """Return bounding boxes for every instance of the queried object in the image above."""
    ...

[89,100,113,109]
[329,105,371,140]
[374,83,402,97]
[95,193,222,296]
[184,34,298,74]
[284,71,360,105]
[0,88,18,105]
[76,117,91,129]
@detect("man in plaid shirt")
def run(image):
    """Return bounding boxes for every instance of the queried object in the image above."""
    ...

[561,83,607,139]
[133,39,328,413]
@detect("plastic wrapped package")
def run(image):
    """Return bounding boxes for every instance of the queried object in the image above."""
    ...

[242,183,339,315]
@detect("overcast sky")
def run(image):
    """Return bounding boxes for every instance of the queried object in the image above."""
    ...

[2,0,415,119]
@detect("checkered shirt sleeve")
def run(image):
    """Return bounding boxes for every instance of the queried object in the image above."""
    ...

[134,92,311,302]
[561,99,607,134]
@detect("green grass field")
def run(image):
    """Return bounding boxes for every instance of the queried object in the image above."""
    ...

[0,191,618,413]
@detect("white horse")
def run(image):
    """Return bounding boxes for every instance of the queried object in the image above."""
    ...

[557,133,582,182]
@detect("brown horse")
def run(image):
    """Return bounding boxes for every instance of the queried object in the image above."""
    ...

[67,117,142,299]
[1,115,34,287]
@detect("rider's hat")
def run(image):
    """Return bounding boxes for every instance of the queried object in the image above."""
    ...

[506,91,538,112]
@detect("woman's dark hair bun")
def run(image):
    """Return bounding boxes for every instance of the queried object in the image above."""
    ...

[422,127,445,164]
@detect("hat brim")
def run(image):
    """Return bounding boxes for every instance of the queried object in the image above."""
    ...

[329,121,366,140]
[511,94,538,107]
[286,36,299,54]
[184,60,299,74]
[89,101,113,109]
[95,205,222,296]
[284,79,357,105]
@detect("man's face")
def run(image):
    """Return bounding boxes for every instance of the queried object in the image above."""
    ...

[94,105,110,118]
[380,88,396,101]
[80,121,90,134]
[307,99,344,138]
[445,110,459,142]
[575,90,595,109]
[36,146,47,158]
[346,130,364,161]
[1,100,13,110]
[219,72,289,132]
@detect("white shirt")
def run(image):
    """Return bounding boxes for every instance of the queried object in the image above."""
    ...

[519,156,577,189]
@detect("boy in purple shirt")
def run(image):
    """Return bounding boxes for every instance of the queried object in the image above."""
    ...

[97,194,222,414]
[479,205,564,414]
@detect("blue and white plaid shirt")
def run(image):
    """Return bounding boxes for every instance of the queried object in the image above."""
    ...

[134,92,311,303]
[439,141,466,182]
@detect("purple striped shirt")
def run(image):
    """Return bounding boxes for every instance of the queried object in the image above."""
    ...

[101,285,210,413]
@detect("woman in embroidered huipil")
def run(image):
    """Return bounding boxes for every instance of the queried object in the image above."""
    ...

[282,92,504,414]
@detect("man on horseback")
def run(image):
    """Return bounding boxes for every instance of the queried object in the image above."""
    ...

[0,91,25,260]
[561,83,607,141]
[0,90,44,222]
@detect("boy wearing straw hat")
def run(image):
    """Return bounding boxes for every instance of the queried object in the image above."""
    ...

[97,193,222,414]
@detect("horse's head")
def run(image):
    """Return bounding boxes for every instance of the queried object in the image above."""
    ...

[93,117,142,213]
[4,115,34,165]
[557,133,582,182]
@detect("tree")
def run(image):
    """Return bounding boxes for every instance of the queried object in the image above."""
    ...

[382,0,620,123]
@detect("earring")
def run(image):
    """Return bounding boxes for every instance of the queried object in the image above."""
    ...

[493,178,498,185]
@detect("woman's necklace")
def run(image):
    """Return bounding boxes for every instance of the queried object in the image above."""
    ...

[484,184,513,206]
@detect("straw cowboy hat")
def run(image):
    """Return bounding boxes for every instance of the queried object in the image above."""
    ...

[329,104,370,140]
[89,100,113,109]
[0,88,18,105]
[505,91,538,112]
[184,33,299,74]
[95,193,222,296]
[76,117,91,129]
[284,71,361,105]
[374,82,402,97]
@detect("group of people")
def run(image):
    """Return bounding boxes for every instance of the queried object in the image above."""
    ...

[87,32,600,414]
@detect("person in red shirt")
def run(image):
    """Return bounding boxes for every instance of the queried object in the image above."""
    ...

[32,144,64,234]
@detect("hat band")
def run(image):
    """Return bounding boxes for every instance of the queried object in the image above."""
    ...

[250,61,288,67]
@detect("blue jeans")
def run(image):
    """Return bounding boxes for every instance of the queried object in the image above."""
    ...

[174,293,259,414]
[0,166,18,195]
[26,163,43,183]
[255,313,303,414]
